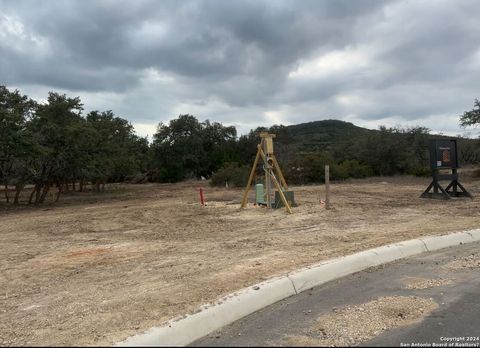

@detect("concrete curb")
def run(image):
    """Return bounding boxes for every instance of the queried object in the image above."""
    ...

[117,276,296,347]
[287,249,380,294]
[420,231,474,252]
[116,228,480,347]
[468,228,480,241]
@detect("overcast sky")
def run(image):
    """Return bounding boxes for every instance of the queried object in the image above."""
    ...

[1,0,479,139]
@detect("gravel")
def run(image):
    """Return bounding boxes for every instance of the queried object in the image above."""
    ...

[444,253,480,270]
[403,277,454,290]
[285,295,438,346]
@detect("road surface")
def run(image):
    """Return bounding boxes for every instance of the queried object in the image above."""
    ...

[192,241,480,347]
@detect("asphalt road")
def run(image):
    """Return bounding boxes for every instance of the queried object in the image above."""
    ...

[192,241,480,347]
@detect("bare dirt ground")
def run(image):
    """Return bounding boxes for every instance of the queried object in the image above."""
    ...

[1,174,479,346]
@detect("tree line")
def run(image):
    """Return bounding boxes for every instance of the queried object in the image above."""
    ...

[1,85,479,204]
[0,86,149,204]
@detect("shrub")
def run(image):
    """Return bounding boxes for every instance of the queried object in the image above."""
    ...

[410,166,431,177]
[210,162,250,187]
[335,160,373,180]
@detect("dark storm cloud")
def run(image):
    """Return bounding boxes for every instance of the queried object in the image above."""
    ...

[0,0,386,90]
[1,0,479,136]
[371,2,480,87]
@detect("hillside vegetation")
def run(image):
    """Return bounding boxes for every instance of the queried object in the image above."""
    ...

[1,85,479,204]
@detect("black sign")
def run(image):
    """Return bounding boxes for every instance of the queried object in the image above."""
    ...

[429,139,458,169]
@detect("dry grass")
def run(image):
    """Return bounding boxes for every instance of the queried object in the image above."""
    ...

[0,175,479,346]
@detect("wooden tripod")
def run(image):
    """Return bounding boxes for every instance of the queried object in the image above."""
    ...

[240,132,292,214]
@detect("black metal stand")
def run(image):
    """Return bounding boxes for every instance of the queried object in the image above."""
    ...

[420,169,473,200]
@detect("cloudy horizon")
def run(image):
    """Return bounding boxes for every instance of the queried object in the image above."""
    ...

[1,0,480,139]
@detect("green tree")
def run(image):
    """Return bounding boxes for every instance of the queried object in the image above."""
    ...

[460,99,480,127]
[0,86,38,203]
[28,92,84,203]
[152,115,204,182]
[152,115,239,182]
[236,127,267,165]
[86,110,147,187]
[202,120,238,175]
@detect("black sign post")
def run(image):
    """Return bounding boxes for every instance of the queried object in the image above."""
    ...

[420,139,472,199]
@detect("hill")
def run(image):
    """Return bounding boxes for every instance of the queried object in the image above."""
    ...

[284,119,376,152]
[251,119,480,182]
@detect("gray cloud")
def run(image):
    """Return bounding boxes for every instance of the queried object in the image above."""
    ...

[1,0,479,138]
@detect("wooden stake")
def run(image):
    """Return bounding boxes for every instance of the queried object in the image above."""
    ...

[325,165,331,210]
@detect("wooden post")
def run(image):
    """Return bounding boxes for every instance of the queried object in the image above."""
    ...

[241,143,262,208]
[325,165,331,210]
[265,163,271,208]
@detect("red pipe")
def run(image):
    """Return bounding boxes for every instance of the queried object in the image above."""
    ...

[199,188,205,206]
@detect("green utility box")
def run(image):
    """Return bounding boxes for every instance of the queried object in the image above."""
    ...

[273,190,296,209]
[255,184,266,205]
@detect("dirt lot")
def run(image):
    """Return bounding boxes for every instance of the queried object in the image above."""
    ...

[1,175,479,346]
